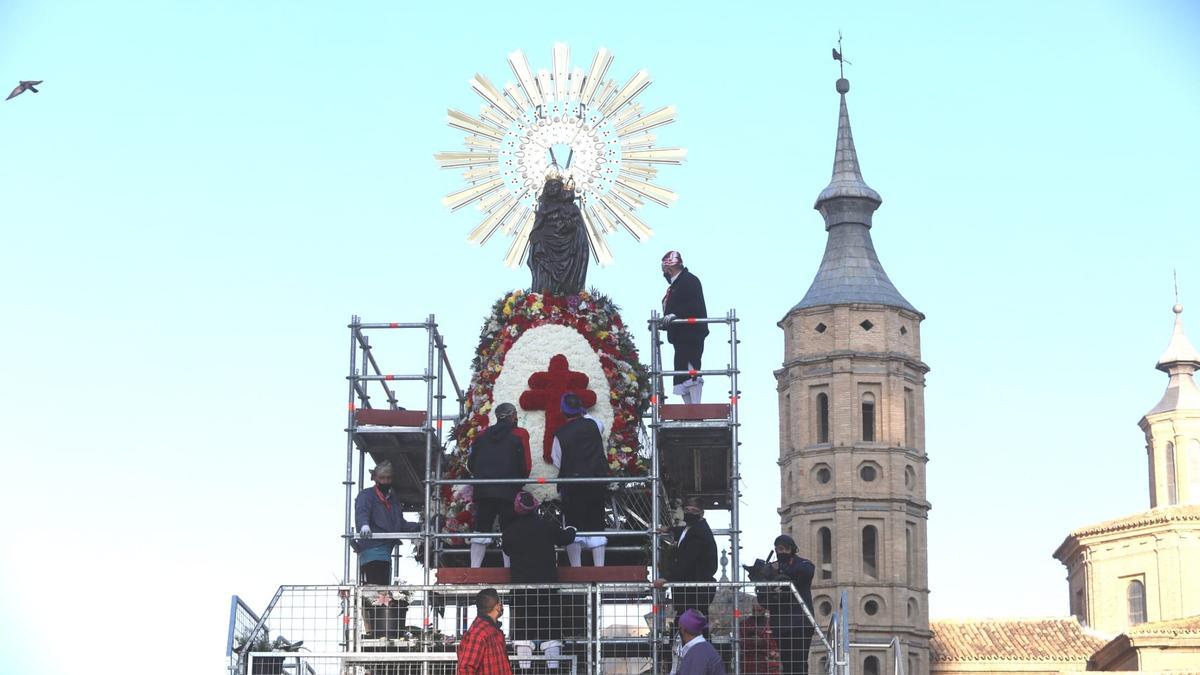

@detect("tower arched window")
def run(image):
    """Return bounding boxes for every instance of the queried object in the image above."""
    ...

[818,526,833,580]
[1127,579,1146,625]
[1166,442,1178,506]
[862,525,878,578]
[816,393,829,443]
[861,392,875,442]
[863,655,880,675]
[1188,440,1200,504]
[905,524,915,586]
[784,392,792,450]
[904,387,915,448]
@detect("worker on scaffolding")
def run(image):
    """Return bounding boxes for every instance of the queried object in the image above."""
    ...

[655,496,718,620]
[467,402,532,568]
[659,250,708,404]
[354,460,420,637]
[502,490,577,669]
[755,534,815,675]
[551,392,609,567]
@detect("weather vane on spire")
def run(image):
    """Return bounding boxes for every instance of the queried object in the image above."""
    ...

[832,32,851,79]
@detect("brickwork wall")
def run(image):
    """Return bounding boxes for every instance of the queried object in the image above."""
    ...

[777,302,931,674]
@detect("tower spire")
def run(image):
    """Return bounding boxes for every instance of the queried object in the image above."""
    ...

[791,61,916,314]
[1147,302,1200,415]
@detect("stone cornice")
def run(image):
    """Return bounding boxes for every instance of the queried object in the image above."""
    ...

[779,302,926,326]
[1054,505,1200,561]
[776,350,931,376]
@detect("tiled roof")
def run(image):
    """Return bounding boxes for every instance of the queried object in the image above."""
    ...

[1066,504,1200,539]
[929,618,1108,662]
[1126,614,1200,637]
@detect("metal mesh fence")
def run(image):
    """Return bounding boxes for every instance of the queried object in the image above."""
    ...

[231,582,834,675]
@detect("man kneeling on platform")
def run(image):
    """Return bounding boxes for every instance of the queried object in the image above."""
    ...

[467,401,532,568]
[503,490,577,669]
[551,392,609,566]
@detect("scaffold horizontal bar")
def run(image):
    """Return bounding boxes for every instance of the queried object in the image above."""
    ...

[656,368,738,377]
[350,374,431,382]
[345,530,655,540]
[352,322,432,330]
[652,316,738,326]
[653,420,736,429]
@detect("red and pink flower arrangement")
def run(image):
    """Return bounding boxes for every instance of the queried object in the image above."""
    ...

[440,289,651,536]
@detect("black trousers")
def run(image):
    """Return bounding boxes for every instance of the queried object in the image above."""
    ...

[474,497,515,534]
[510,587,563,642]
[561,486,607,532]
[771,618,813,675]
[672,339,704,386]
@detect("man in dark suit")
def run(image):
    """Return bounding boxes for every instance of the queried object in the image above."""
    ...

[551,392,610,566]
[655,496,719,629]
[660,250,709,403]
[502,490,577,667]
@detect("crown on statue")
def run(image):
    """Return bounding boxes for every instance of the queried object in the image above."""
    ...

[544,167,563,183]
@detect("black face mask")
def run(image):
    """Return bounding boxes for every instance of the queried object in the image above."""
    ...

[663,272,672,282]
[683,512,702,526]
[376,483,391,496]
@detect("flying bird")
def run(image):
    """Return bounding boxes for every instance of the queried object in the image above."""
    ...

[6,80,43,101]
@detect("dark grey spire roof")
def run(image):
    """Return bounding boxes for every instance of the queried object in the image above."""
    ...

[791,78,918,315]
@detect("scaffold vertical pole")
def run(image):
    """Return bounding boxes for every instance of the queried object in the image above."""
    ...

[423,314,436,587]
[344,315,360,584]
[649,309,663,675]
[729,308,742,675]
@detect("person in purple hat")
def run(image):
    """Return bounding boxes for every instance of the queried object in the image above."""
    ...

[551,392,610,566]
[502,491,578,668]
[677,609,726,675]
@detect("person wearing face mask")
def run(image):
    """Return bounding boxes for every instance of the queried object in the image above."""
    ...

[457,588,513,675]
[658,250,709,404]
[654,496,718,659]
[756,534,815,675]
[354,461,420,583]
[353,461,420,637]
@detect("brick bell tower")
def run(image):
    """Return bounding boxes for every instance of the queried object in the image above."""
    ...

[775,74,931,674]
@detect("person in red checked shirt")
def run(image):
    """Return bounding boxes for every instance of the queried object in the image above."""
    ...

[467,402,532,568]
[457,588,513,675]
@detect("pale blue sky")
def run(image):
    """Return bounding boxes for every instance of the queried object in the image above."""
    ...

[1,1,1198,673]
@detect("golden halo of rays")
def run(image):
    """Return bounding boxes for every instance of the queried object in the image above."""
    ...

[435,43,686,268]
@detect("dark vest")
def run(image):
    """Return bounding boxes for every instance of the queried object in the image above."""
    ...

[468,424,525,500]
[555,417,607,495]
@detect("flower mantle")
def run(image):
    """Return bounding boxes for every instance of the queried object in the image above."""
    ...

[442,289,650,537]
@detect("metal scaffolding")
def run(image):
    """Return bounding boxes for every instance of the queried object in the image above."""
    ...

[223,310,913,674]
[344,315,464,586]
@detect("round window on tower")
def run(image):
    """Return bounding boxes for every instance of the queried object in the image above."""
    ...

[859,462,880,482]
[814,463,833,485]
[863,595,884,617]
[817,597,833,617]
